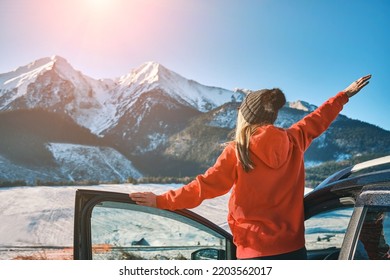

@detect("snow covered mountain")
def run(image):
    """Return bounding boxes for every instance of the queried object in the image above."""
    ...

[0,56,242,135]
[0,56,246,183]
[0,56,117,135]
[116,61,242,112]
[1,55,389,184]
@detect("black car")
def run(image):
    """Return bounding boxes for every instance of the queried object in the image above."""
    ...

[73,156,390,260]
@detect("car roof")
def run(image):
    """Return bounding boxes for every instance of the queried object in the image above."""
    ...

[304,155,390,218]
[314,155,390,191]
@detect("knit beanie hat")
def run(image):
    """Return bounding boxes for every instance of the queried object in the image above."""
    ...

[240,88,286,124]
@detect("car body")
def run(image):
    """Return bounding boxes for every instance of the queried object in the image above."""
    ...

[73,155,390,260]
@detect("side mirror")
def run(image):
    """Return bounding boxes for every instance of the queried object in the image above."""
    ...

[191,248,226,260]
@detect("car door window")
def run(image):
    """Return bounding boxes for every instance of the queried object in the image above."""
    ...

[304,207,353,256]
[90,201,227,260]
[354,206,390,260]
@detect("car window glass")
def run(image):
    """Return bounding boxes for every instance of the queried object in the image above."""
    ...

[305,207,353,251]
[354,206,390,260]
[90,201,227,260]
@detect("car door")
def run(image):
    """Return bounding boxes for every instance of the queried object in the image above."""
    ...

[303,156,390,260]
[339,185,390,260]
[73,189,236,260]
[304,200,355,260]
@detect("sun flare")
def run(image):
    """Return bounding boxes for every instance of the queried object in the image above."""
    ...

[85,0,114,11]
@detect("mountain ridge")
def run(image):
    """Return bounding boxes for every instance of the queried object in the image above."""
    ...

[0,55,389,184]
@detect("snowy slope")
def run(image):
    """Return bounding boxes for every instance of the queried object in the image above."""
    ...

[0,155,64,183]
[0,143,142,185]
[0,185,318,260]
[0,57,52,93]
[0,184,230,259]
[207,103,239,129]
[47,143,142,181]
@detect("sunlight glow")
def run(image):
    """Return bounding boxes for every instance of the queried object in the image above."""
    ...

[82,0,133,19]
[85,0,113,10]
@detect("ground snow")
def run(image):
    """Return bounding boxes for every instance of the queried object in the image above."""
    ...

[0,184,314,260]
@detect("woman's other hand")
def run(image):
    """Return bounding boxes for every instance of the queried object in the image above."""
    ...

[343,74,372,98]
[129,192,157,207]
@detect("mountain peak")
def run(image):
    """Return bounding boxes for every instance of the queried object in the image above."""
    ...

[50,55,72,68]
[118,61,172,87]
[116,61,238,112]
[140,61,164,71]
[135,60,167,81]
[287,100,317,112]
[0,55,78,93]
[16,55,70,73]
[50,54,67,62]
[5,55,71,76]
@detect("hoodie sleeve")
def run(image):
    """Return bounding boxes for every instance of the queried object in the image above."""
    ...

[287,91,349,152]
[156,143,237,210]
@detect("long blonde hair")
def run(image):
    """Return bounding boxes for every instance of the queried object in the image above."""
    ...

[235,110,261,172]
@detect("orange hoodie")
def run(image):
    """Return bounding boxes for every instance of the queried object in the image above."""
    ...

[156,91,349,259]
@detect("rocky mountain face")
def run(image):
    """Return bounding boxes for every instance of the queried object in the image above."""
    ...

[1,55,389,184]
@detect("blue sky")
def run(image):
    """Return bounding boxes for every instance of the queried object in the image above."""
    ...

[1,0,389,130]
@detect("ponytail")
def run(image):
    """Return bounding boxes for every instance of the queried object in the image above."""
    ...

[235,111,260,172]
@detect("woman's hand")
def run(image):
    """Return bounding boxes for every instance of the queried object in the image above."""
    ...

[343,74,372,98]
[129,192,157,207]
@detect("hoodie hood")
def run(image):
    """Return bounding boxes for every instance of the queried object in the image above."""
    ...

[249,125,290,169]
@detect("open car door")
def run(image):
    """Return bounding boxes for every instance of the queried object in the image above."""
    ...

[73,189,236,260]
[339,185,390,260]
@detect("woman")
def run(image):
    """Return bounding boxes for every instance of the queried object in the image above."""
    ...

[130,74,371,260]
